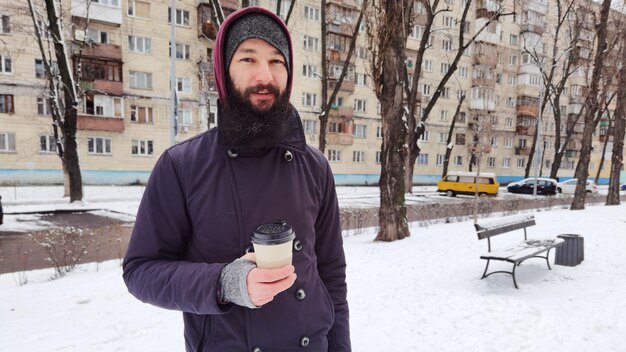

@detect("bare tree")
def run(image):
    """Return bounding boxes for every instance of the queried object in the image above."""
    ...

[318,0,368,154]
[596,109,613,184]
[27,0,83,202]
[571,0,611,210]
[606,17,626,205]
[442,95,465,177]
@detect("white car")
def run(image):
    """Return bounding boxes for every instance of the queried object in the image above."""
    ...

[557,179,598,194]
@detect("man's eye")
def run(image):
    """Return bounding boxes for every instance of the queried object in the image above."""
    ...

[241,58,254,63]
[272,59,285,65]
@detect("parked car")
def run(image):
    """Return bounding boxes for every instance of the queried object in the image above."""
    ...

[621,183,626,191]
[437,171,499,197]
[507,178,558,195]
[557,179,599,194]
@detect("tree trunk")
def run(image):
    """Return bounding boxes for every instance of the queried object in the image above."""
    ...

[571,0,610,210]
[442,96,464,177]
[375,0,410,242]
[607,35,626,206]
[595,117,611,184]
[44,0,83,202]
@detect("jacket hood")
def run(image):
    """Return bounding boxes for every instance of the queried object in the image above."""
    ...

[213,6,294,105]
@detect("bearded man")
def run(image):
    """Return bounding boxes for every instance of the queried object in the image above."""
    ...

[123,6,351,352]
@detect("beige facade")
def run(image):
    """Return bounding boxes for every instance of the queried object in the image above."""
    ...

[0,0,622,185]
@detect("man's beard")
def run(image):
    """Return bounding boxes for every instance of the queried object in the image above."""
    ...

[219,81,291,150]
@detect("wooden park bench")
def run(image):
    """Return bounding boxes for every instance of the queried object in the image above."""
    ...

[475,214,564,289]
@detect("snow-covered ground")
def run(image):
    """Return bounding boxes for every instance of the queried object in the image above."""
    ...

[1,192,625,351]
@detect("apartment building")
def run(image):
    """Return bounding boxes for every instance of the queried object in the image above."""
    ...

[0,0,622,185]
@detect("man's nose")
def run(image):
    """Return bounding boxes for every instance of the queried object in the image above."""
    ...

[254,62,274,84]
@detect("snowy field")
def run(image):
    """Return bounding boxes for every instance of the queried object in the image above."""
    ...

[1,201,626,351]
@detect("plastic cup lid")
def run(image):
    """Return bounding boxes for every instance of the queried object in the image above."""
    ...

[251,220,295,245]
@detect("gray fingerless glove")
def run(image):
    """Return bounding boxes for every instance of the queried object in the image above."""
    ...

[218,258,258,309]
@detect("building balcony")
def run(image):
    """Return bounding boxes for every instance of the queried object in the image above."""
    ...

[516,125,536,136]
[326,22,355,37]
[569,95,585,105]
[79,43,123,61]
[517,105,538,117]
[520,23,545,35]
[469,99,496,111]
[326,132,353,146]
[329,78,355,93]
[77,115,124,133]
[472,77,496,87]
[515,147,531,156]
[327,48,356,64]
[468,144,492,154]
[330,105,354,119]
[473,53,497,66]
[71,0,122,26]
[326,0,359,9]
[79,80,123,96]
[566,140,582,151]
[565,150,577,158]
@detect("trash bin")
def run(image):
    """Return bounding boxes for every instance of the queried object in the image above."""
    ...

[555,234,584,266]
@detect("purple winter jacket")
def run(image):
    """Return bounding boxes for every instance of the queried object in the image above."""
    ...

[122,7,350,352]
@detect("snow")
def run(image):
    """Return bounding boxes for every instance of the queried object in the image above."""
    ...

[1,186,626,351]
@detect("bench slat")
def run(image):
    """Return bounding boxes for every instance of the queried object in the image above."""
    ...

[476,218,536,240]
[480,238,564,262]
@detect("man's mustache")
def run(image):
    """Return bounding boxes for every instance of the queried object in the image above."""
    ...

[243,84,280,99]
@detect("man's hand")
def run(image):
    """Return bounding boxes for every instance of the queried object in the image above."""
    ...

[242,253,297,306]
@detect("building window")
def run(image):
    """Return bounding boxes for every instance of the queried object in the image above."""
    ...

[0,94,14,113]
[327,149,341,162]
[130,105,153,123]
[375,151,382,164]
[132,139,154,156]
[301,92,317,107]
[302,64,318,78]
[509,55,518,66]
[354,99,367,113]
[356,72,368,86]
[1,15,10,34]
[128,0,150,18]
[455,133,465,145]
[438,133,448,144]
[303,35,319,51]
[177,77,192,93]
[502,157,511,168]
[86,28,108,44]
[422,84,431,96]
[37,97,51,115]
[510,34,518,46]
[410,25,423,39]
[353,151,365,163]
[439,110,449,121]
[94,0,119,6]
[171,43,191,60]
[179,109,192,126]
[517,158,525,168]
[454,155,463,166]
[87,137,112,155]
[168,8,190,26]
[418,153,428,165]
[304,5,320,21]
[504,137,513,148]
[80,59,122,82]
[491,136,498,147]
[0,132,16,152]
[441,63,450,75]
[303,119,317,134]
[355,46,369,59]
[442,15,455,28]
[376,126,382,139]
[352,124,367,138]
[0,54,12,74]
[129,71,152,89]
[506,97,516,107]
[442,38,453,51]
[505,117,514,127]
[40,135,57,153]
[435,154,444,166]
[423,60,432,72]
[84,94,123,117]
[129,36,152,54]
[420,130,429,142]
[459,66,468,78]
[35,59,45,78]
[487,157,496,168]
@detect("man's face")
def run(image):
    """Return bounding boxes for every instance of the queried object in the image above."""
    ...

[228,38,288,111]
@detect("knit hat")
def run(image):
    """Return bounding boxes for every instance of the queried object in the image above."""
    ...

[223,12,291,74]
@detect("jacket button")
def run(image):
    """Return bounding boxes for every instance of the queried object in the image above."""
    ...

[244,245,253,254]
[295,288,306,300]
[293,240,303,251]
[228,148,239,158]
[252,347,262,352]
[284,150,293,161]
[300,336,310,347]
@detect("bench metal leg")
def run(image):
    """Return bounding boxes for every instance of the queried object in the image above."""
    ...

[480,259,520,289]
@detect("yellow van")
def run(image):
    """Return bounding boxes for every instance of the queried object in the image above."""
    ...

[437,171,499,197]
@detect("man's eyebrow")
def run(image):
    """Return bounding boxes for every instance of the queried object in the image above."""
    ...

[236,47,283,57]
